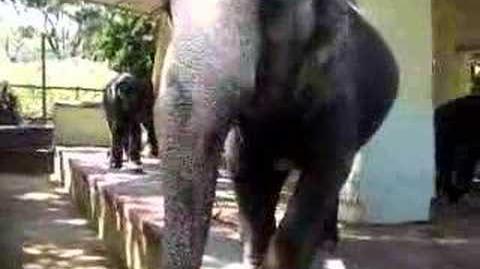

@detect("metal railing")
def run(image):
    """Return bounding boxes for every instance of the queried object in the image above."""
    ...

[9,84,104,121]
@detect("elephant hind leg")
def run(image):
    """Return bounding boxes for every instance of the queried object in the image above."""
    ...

[129,122,143,165]
[233,163,289,269]
[110,123,127,169]
[263,160,352,269]
[142,110,159,157]
[227,128,288,268]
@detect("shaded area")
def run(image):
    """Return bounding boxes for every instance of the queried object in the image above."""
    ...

[65,148,480,269]
[214,171,480,269]
[323,208,480,269]
[0,173,116,268]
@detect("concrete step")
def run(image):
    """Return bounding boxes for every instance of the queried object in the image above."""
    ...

[63,150,242,269]
[60,148,480,269]
[0,125,53,150]
[0,148,54,174]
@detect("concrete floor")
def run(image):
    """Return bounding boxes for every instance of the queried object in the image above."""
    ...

[0,173,116,269]
[2,159,480,269]
[210,180,480,269]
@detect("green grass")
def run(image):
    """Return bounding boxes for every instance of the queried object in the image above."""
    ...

[0,16,118,119]
[0,57,117,119]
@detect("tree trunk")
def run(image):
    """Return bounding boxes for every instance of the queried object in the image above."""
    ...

[151,12,172,98]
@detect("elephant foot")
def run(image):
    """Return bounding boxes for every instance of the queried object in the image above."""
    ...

[109,160,123,170]
[127,160,144,174]
[243,256,263,269]
[321,239,338,254]
[150,147,159,157]
[109,165,122,170]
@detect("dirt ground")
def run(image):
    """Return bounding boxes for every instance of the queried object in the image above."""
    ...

[0,173,116,269]
[1,165,480,269]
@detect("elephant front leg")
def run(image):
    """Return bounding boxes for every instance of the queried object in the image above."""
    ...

[157,100,230,268]
[263,160,352,269]
[142,111,159,157]
[109,123,126,169]
[128,122,142,166]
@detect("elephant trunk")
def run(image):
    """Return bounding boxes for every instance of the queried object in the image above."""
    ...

[159,114,224,269]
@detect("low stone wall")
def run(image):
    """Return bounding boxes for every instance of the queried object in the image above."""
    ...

[62,149,242,269]
[0,125,54,174]
[53,102,110,147]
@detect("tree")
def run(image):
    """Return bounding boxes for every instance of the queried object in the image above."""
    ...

[91,8,157,79]
[5,0,158,78]
[4,26,37,62]
[8,0,104,59]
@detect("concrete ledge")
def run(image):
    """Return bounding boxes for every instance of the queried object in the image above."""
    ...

[0,125,54,150]
[64,150,242,269]
[60,149,480,269]
[53,102,110,147]
[0,148,54,174]
[0,125,54,174]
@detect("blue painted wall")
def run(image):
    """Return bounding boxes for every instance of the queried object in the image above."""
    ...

[339,0,434,223]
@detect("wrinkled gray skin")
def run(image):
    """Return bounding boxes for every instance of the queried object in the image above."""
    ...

[153,0,398,268]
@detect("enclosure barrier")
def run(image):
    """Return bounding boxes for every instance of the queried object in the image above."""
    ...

[53,102,110,147]
[61,149,244,269]
[0,125,54,174]
[9,84,103,121]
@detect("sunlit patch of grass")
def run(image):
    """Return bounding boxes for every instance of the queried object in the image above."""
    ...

[0,57,117,119]
[0,57,116,88]
[23,242,109,269]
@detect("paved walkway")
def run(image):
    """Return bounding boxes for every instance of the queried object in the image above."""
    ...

[0,173,116,269]
[2,157,480,269]
[211,182,480,269]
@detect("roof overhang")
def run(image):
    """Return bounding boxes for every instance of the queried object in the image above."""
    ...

[455,0,480,53]
[87,0,164,14]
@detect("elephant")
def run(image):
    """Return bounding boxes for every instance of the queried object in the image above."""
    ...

[103,73,158,169]
[153,0,398,268]
[434,94,480,203]
[0,81,22,125]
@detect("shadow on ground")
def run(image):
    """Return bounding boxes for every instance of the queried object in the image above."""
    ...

[0,173,116,269]
[6,147,480,269]
[212,171,480,269]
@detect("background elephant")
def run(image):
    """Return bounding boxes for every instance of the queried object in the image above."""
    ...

[103,73,158,169]
[153,0,398,268]
[434,94,480,203]
[0,81,22,125]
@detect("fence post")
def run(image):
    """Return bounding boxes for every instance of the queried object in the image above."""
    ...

[41,34,47,122]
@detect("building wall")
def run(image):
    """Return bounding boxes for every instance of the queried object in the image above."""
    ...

[432,0,471,107]
[339,0,435,223]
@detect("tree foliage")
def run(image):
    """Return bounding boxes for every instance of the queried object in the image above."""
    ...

[91,8,157,79]
[5,0,158,78]
[0,0,157,78]
[5,0,103,59]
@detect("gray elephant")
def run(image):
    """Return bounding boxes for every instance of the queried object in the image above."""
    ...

[103,73,159,169]
[153,0,398,268]
[0,81,22,125]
